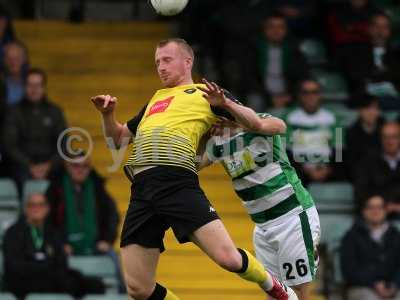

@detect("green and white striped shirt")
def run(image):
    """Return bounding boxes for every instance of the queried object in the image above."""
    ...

[207,113,314,225]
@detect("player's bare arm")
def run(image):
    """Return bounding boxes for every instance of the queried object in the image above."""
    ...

[199,79,286,135]
[91,94,132,148]
[196,133,213,171]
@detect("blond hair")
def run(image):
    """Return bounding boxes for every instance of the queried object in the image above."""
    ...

[156,38,194,60]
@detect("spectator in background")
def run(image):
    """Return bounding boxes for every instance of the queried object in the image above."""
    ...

[269,0,320,38]
[0,5,16,70]
[2,68,67,190]
[337,13,400,109]
[3,41,28,105]
[46,153,124,292]
[285,78,340,185]
[47,154,119,256]
[248,12,309,111]
[2,193,105,299]
[327,0,380,50]
[341,195,400,300]
[355,122,400,210]
[345,94,384,180]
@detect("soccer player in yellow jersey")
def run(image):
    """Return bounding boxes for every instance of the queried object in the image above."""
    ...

[91,38,297,300]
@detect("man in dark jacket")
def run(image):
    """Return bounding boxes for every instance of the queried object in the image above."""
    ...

[354,122,400,211]
[340,195,400,300]
[345,94,384,180]
[2,68,67,187]
[2,192,105,299]
[337,13,400,109]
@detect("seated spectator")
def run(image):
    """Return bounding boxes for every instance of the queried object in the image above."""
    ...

[285,78,341,185]
[345,94,384,180]
[2,68,67,190]
[47,154,119,255]
[2,192,105,299]
[0,5,15,70]
[3,41,28,105]
[327,0,380,50]
[341,195,400,300]
[46,153,124,292]
[355,122,400,208]
[248,12,309,111]
[337,13,400,109]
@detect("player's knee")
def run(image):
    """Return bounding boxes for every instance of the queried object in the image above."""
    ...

[125,276,153,300]
[214,247,243,272]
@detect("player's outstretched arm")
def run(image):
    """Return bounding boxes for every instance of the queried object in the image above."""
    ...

[91,95,132,149]
[199,79,286,135]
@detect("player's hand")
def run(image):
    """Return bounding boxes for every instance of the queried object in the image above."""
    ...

[91,95,117,114]
[198,78,228,107]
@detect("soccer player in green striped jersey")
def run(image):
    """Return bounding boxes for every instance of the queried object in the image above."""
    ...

[198,83,321,300]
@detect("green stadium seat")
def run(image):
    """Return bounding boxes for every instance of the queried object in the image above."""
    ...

[23,180,50,202]
[383,110,399,121]
[26,294,73,300]
[309,182,354,213]
[69,256,116,277]
[84,295,127,300]
[0,293,17,300]
[0,179,19,209]
[312,69,349,101]
[319,213,354,251]
[319,213,354,289]
[0,210,18,244]
[300,39,327,66]
[68,256,118,290]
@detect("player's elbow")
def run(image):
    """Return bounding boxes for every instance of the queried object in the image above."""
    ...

[248,118,264,133]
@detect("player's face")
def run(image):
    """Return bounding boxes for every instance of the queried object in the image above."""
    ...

[25,194,49,223]
[363,196,386,226]
[263,18,287,44]
[299,81,321,113]
[382,124,400,156]
[370,16,391,44]
[155,43,191,88]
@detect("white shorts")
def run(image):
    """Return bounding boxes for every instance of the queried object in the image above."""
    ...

[253,206,320,286]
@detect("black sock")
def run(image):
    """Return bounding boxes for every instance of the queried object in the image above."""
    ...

[236,248,249,273]
[147,283,167,300]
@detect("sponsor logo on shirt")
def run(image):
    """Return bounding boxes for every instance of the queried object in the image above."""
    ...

[184,88,196,94]
[147,96,174,116]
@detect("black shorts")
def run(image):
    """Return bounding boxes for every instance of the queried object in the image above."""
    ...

[120,166,220,252]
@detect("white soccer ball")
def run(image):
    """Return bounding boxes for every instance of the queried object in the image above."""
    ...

[150,0,189,16]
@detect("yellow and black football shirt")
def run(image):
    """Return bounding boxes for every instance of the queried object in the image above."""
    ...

[124,84,236,179]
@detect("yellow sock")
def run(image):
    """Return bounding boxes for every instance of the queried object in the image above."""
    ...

[237,249,268,284]
[165,289,180,300]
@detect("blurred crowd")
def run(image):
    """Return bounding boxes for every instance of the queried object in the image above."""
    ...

[0,5,124,299]
[180,0,400,209]
[180,0,400,298]
[0,0,399,299]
